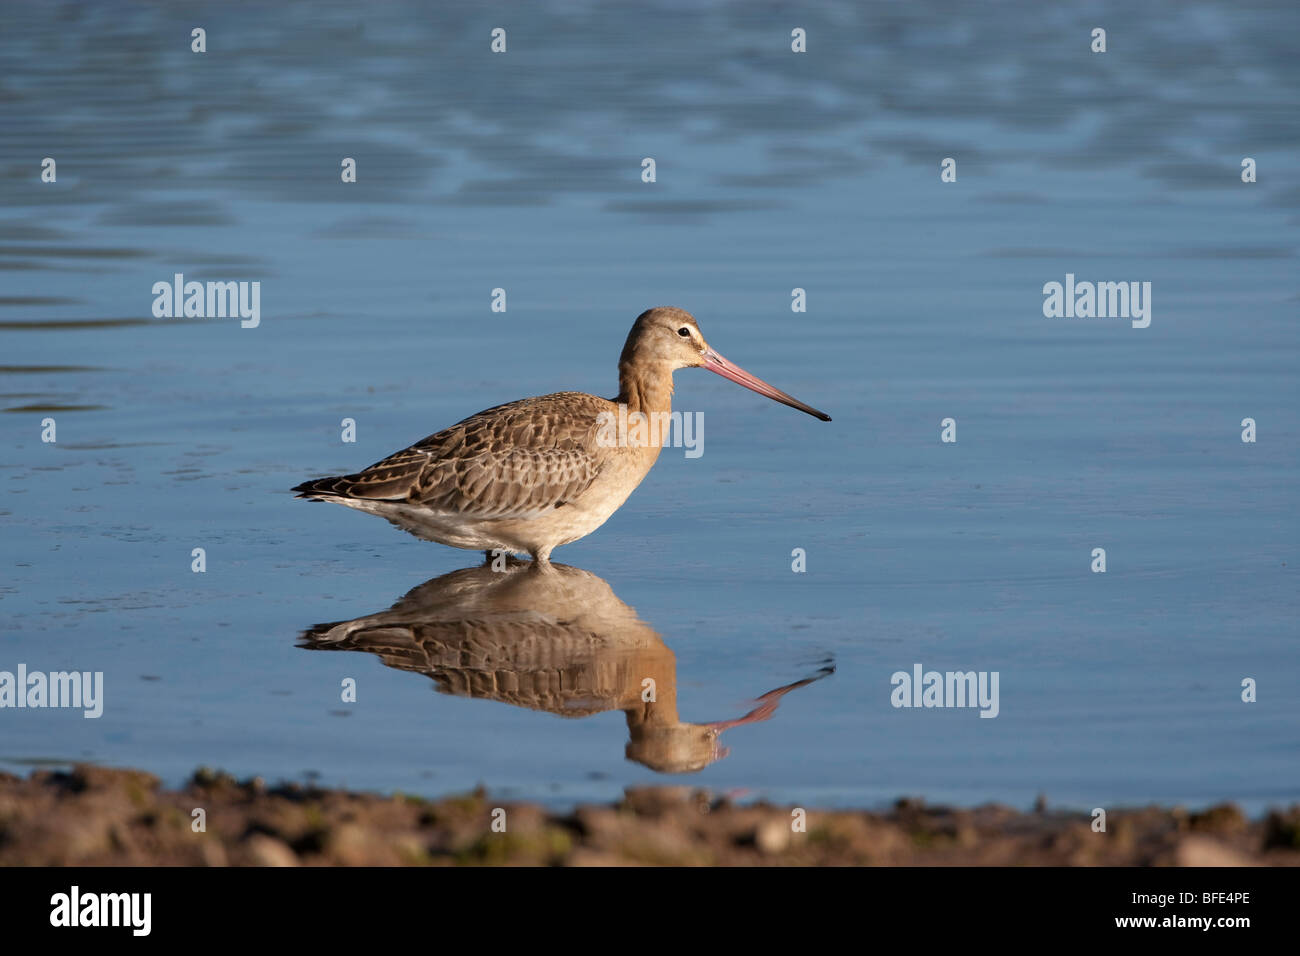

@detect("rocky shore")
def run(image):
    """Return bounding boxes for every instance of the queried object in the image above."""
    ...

[1,765,1296,866]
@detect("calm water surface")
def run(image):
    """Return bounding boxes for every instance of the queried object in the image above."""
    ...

[1,1,1297,813]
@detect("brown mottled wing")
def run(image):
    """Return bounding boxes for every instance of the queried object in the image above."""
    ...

[296,392,607,520]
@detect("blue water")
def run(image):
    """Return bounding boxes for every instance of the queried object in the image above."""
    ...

[1,0,1296,814]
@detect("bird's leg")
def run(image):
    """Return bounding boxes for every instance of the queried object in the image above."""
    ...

[529,547,554,570]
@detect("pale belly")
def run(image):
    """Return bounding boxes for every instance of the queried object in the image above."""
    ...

[334,446,659,557]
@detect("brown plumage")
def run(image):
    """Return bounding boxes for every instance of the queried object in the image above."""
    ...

[296,394,605,518]
[293,307,830,563]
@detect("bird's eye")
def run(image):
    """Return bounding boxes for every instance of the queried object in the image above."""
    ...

[677,327,691,337]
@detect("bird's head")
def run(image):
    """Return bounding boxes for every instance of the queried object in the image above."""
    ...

[618,306,831,421]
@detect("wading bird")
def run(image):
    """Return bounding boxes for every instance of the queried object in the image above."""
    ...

[293,307,830,563]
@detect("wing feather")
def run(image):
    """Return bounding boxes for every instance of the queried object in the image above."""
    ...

[294,392,607,520]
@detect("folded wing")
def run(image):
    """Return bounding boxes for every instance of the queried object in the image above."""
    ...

[293,392,607,521]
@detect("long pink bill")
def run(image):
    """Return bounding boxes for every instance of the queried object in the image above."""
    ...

[706,674,826,734]
[703,348,831,422]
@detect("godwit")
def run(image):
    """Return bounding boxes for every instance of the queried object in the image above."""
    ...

[293,307,830,563]
[300,560,833,772]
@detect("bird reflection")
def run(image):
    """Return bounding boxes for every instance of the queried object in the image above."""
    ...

[298,559,832,774]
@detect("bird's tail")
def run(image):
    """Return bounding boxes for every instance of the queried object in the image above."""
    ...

[292,476,349,499]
